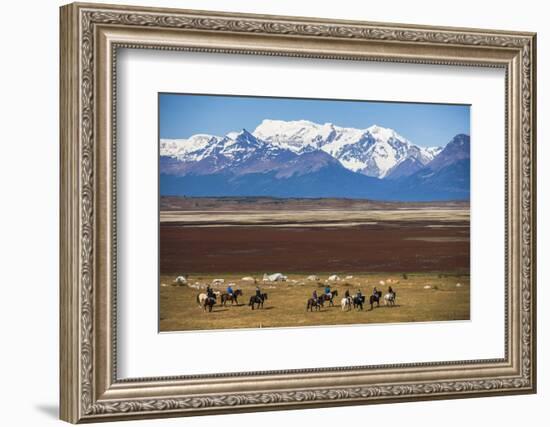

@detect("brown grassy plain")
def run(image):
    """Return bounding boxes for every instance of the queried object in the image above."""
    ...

[159,273,470,332]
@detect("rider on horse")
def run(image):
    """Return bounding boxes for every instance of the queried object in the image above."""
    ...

[227,284,234,296]
[312,289,318,300]
[372,286,378,296]
[255,286,262,299]
[325,284,332,299]
[206,285,215,301]
[356,289,363,301]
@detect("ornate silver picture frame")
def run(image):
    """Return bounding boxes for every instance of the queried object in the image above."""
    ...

[60,2,536,423]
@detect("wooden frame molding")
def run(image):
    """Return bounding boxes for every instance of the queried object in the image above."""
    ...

[60,2,536,423]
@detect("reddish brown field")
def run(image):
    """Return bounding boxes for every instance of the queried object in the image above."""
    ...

[160,196,469,274]
[160,221,469,274]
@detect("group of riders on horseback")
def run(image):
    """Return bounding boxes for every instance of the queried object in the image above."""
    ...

[197,284,267,312]
[197,282,397,313]
[308,284,397,311]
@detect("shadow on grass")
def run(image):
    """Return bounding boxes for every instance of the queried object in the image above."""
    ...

[209,308,230,313]
[367,304,402,310]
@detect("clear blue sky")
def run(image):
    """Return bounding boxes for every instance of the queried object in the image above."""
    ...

[159,93,470,147]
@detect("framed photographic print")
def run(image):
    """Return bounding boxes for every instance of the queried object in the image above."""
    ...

[60,2,537,423]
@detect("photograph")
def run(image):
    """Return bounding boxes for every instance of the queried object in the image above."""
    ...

[158,94,471,332]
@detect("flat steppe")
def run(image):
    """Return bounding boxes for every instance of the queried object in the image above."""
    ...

[159,197,470,331]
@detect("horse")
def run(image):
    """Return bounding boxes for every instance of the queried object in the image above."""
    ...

[369,290,382,310]
[307,297,324,312]
[341,296,353,311]
[220,289,243,306]
[249,293,268,310]
[353,295,365,310]
[320,289,338,307]
[196,293,216,312]
[384,291,397,307]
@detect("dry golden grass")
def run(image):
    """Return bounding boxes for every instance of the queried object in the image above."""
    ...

[160,208,470,226]
[159,273,470,332]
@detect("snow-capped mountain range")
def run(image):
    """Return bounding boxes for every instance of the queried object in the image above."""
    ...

[160,120,442,179]
[160,120,470,201]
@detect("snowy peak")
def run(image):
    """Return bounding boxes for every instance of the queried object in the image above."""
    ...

[253,119,338,153]
[160,134,220,161]
[367,124,408,145]
[221,129,264,155]
[231,128,259,143]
